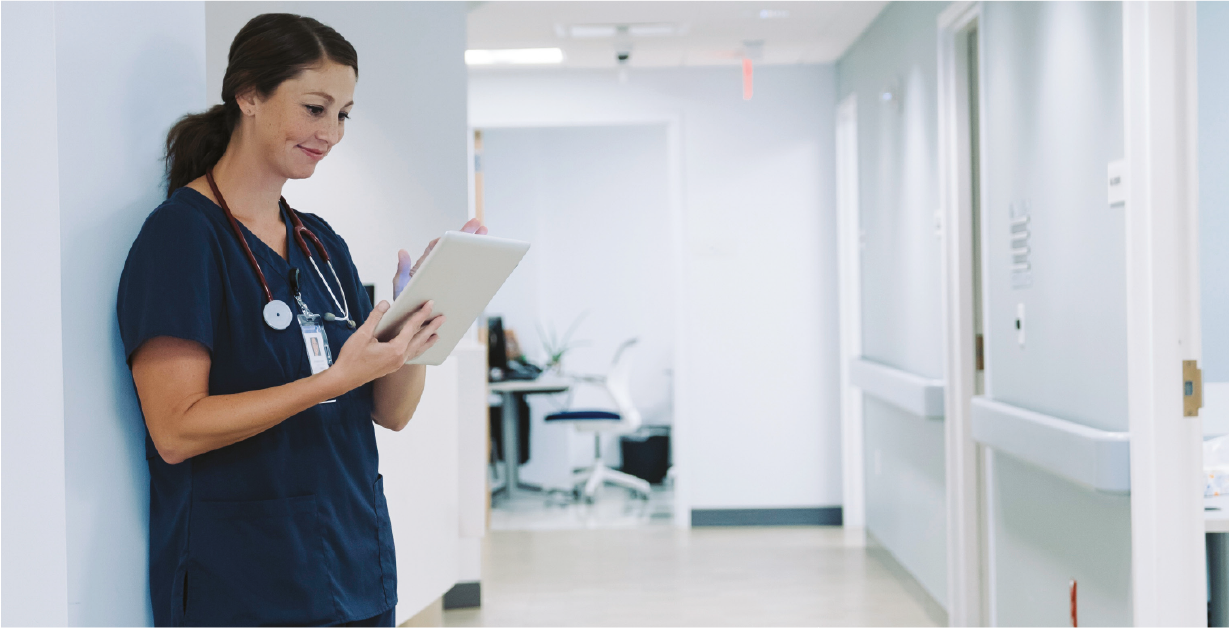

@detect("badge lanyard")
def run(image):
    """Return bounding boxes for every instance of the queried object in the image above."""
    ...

[290,267,334,377]
[205,169,355,332]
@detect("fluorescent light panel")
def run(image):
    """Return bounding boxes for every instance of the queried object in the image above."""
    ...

[758,9,790,19]
[556,23,686,39]
[465,48,564,65]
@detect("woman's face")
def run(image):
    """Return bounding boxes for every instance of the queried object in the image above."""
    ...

[240,60,356,180]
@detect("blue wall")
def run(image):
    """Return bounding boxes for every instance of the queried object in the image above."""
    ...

[1198,0,1229,386]
[977,5,1134,622]
[836,1,951,609]
[838,1,1148,622]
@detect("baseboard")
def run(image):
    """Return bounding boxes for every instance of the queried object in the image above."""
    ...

[864,531,948,626]
[442,581,481,610]
[690,507,843,527]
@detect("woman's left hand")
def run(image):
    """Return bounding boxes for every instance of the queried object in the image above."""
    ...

[392,218,488,299]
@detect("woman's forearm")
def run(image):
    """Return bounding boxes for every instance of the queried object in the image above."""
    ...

[371,363,427,431]
[149,366,358,464]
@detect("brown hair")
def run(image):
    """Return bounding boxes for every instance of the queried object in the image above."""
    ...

[163,13,358,196]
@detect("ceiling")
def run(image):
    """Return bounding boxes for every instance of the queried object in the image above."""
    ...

[466,1,888,69]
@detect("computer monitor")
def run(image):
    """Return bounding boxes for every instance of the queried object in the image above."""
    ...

[487,316,509,378]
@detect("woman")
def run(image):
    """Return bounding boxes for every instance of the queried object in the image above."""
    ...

[117,14,484,627]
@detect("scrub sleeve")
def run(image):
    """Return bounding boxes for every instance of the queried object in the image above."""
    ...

[117,188,396,627]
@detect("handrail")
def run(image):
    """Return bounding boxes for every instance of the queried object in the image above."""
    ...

[849,358,945,418]
[971,397,1130,493]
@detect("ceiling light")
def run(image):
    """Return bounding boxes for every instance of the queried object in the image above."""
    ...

[568,24,618,38]
[628,23,680,37]
[465,48,565,65]
[758,9,790,19]
[557,23,686,39]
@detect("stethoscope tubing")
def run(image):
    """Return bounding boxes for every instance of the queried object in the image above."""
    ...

[205,169,352,328]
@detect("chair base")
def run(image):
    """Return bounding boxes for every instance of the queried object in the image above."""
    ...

[571,461,652,499]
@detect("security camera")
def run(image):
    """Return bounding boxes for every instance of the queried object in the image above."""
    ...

[614,24,632,65]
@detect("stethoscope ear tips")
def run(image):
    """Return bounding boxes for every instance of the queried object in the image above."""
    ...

[321,312,355,328]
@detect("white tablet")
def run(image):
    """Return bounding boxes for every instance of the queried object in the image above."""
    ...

[373,231,530,365]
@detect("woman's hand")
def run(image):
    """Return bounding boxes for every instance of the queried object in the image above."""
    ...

[332,300,445,388]
[392,218,489,299]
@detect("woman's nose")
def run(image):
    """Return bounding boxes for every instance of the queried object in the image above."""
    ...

[319,120,342,145]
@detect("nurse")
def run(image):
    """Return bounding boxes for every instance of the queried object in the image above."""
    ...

[116,13,484,627]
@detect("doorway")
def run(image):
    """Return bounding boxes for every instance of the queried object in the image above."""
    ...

[477,124,678,529]
[938,2,988,625]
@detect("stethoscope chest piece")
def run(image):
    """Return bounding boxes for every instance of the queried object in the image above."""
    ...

[263,300,294,330]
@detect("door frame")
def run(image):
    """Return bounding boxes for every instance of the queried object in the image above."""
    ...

[937,2,987,625]
[835,93,865,529]
[1122,3,1208,624]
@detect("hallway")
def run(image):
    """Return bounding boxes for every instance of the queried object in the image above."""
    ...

[444,527,943,627]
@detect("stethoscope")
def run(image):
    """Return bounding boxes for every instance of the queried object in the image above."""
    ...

[205,170,355,331]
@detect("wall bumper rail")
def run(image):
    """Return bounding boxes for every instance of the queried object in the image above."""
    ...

[849,358,945,418]
[970,397,1130,493]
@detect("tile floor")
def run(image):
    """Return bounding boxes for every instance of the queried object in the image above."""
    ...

[445,486,942,627]
[489,484,675,531]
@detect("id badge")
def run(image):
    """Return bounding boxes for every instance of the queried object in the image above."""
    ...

[298,313,333,375]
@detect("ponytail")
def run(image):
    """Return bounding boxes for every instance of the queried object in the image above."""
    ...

[162,13,358,197]
[164,102,239,197]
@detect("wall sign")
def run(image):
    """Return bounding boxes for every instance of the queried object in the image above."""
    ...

[1011,201,1032,289]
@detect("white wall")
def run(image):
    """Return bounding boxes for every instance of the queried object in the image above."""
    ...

[481,124,674,482]
[54,3,208,625]
[1,2,69,625]
[374,356,460,624]
[206,2,471,304]
[204,3,472,621]
[470,65,843,514]
[1,3,471,624]
[464,65,841,516]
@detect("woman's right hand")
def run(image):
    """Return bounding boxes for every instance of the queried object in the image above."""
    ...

[331,300,445,389]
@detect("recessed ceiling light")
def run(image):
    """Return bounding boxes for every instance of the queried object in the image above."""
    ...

[569,24,617,38]
[558,23,686,39]
[758,9,790,19]
[628,23,682,37]
[465,48,565,65]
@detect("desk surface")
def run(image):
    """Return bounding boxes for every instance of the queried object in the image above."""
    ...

[488,377,571,394]
[1208,495,1229,534]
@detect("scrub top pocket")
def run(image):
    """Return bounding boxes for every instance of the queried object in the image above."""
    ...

[186,495,332,627]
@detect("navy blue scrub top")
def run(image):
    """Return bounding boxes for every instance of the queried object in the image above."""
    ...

[117,187,396,627]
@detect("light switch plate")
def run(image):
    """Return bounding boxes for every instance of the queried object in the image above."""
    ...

[1108,159,1126,206]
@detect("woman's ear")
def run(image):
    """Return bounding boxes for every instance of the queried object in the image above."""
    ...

[235,88,261,118]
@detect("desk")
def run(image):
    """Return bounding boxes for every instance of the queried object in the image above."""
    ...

[1207,495,1228,534]
[489,377,570,500]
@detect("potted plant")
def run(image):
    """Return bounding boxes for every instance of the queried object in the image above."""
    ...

[538,312,590,375]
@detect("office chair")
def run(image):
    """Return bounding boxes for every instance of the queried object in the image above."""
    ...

[545,338,652,500]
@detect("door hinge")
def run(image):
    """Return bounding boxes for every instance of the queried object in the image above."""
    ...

[1183,360,1203,417]
[975,334,985,371]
